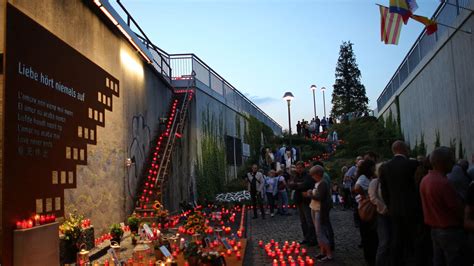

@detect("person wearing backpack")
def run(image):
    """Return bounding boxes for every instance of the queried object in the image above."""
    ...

[247,164,265,219]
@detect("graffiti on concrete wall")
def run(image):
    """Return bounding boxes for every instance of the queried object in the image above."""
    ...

[126,114,152,199]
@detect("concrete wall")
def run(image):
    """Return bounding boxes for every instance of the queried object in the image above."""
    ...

[197,88,250,173]
[7,0,172,235]
[379,8,474,161]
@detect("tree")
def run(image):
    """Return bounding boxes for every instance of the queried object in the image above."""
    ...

[331,41,369,118]
[434,130,441,148]
[418,133,427,156]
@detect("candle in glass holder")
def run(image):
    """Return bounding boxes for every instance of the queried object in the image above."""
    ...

[34,215,40,226]
[301,248,307,256]
[273,259,279,266]
[307,258,314,266]
[236,251,241,260]
[258,240,263,247]
[237,241,242,249]
[226,249,232,256]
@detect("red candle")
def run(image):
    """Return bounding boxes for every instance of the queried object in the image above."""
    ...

[307,258,314,266]
[237,241,242,249]
[236,251,241,260]
[16,221,22,229]
[301,248,307,256]
[273,259,279,266]
[258,240,263,247]
[226,249,232,256]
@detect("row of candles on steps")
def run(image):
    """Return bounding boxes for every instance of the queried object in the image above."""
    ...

[16,214,56,229]
[139,99,179,207]
[259,240,315,266]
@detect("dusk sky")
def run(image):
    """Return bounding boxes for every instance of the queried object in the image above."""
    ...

[112,0,439,130]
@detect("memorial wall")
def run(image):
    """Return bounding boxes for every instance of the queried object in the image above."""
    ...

[1,0,174,262]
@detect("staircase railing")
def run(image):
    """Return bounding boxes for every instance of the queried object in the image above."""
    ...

[153,72,195,200]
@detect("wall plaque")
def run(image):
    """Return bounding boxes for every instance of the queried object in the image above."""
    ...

[3,4,120,262]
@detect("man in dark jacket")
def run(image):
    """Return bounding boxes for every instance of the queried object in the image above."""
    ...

[379,140,420,265]
[288,161,317,246]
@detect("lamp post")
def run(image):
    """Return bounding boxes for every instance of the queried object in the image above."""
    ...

[310,85,317,120]
[283,92,294,147]
[321,87,327,118]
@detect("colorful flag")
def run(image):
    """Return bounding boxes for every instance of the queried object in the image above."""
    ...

[389,0,412,24]
[380,5,404,45]
[406,0,418,12]
[411,14,438,35]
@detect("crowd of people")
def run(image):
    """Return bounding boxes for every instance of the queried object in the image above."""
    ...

[296,116,334,138]
[246,140,474,265]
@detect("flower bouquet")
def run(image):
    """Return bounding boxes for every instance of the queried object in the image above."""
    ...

[184,211,209,235]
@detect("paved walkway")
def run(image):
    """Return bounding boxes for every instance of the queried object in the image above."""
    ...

[244,207,366,266]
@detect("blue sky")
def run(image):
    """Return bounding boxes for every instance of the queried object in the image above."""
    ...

[111,0,439,130]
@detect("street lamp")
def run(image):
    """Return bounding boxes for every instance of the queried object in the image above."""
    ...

[283,91,294,147]
[321,86,327,118]
[310,85,317,120]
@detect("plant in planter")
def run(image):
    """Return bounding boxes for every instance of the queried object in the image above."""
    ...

[184,242,201,266]
[127,213,141,233]
[59,212,84,263]
[110,223,124,244]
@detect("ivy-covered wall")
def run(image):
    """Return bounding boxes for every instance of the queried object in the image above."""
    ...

[196,107,227,201]
[189,90,276,201]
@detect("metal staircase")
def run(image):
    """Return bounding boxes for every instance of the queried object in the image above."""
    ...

[134,75,194,218]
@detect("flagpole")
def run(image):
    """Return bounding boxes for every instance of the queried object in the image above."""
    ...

[441,0,474,13]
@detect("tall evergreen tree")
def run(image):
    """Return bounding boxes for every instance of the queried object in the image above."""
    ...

[331,41,369,117]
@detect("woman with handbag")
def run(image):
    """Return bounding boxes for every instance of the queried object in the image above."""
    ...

[368,163,390,266]
[354,159,378,266]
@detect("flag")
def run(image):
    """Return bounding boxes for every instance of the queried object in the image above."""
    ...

[406,0,418,12]
[380,5,404,45]
[389,0,412,24]
[411,14,438,35]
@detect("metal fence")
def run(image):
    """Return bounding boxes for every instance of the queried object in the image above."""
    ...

[168,54,283,134]
[376,0,472,112]
[115,1,172,83]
